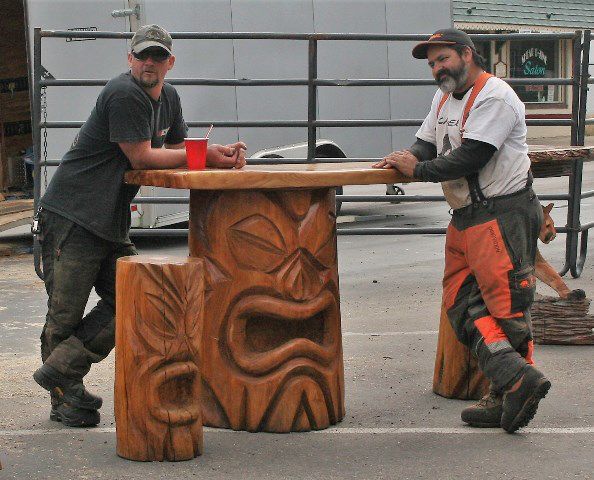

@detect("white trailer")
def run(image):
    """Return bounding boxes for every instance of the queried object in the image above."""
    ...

[19,0,452,227]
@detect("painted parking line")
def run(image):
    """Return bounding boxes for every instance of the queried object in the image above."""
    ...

[343,331,438,336]
[1,426,593,437]
[314,427,594,435]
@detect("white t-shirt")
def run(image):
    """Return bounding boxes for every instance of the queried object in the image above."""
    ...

[416,76,530,210]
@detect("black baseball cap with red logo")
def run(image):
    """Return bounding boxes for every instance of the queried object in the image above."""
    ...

[412,28,476,59]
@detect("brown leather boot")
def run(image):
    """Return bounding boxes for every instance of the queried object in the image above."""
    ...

[34,364,102,410]
[501,366,551,433]
[461,387,503,428]
[51,403,100,428]
[49,388,63,422]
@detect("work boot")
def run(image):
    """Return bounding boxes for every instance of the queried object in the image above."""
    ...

[461,387,503,428]
[33,364,102,411]
[50,403,100,428]
[49,388,63,422]
[501,366,551,433]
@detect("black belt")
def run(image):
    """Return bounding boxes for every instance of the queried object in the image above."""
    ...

[453,184,536,217]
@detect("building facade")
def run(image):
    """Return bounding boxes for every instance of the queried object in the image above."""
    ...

[453,0,594,138]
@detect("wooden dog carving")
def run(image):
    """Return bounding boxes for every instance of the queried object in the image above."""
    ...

[532,204,593,345]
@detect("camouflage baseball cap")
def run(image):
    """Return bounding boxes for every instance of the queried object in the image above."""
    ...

[131,24,172,55]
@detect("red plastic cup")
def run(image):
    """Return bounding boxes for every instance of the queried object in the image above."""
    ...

[185,138,208,170]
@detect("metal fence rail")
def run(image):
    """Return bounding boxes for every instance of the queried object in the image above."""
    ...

[32,29,591,279]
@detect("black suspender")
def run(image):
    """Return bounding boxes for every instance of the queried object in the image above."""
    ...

[466,172,487,204]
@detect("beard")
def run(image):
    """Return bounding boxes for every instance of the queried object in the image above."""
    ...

[138,72,159,88]
[436,62,469,93]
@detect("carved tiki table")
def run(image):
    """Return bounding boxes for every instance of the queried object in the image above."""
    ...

[126,163,409,432]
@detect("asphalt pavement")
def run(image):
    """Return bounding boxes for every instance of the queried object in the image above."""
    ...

[0,160,592,479]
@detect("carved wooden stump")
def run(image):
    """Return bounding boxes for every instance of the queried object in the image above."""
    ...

[115,256,205,461]
[433,302,489,400]
[189,188,345,432]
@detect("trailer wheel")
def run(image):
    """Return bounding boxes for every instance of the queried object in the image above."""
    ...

[312,152,342,215]
[386,184,405,203]
[335,186,343,215]
[253,142,347,216]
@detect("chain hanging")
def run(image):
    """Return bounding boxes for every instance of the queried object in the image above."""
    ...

[41,86,49,189]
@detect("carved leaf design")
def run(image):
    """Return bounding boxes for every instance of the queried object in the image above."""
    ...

[275,190,312,221]
[183,264,204,355]
[298,198,335,268]
[313,233,336,269]
[277,250,323,301]
[204,256,231,286]
[202,256,231,304]
[149,267,184,339]
[135,264,186,356]
[228,214,287,272]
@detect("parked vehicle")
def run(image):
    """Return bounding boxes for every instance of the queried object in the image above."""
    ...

[18,0,451,227]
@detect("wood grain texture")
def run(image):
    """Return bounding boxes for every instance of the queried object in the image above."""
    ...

[115,256,204,461]
[0,195,31,247]
[0,210,32,232]
[530,147,594,177]
[189,188,345,432]
[433,303,489,400]
[125,162,413,190]
[0,199,33,215]
[532,293,594,345]
[528,147,594,163]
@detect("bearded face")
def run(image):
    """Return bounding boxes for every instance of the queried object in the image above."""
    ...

[189,188,345,432]
[436,56,470,93]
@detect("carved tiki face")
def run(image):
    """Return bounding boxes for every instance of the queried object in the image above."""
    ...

[190,189,345,432]
[115,259,203,461]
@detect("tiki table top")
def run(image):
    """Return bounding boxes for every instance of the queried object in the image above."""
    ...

[125,146,594,190]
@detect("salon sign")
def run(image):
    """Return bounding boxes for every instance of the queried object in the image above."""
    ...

[521,48,548,76]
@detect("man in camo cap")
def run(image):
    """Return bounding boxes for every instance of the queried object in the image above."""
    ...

[33,24,246,427]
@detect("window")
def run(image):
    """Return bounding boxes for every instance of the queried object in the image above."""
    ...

[473,41,492,73]
[509,40,560,103]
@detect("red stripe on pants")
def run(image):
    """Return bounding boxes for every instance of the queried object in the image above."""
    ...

[525,340,534,365]
[474,316,508,345]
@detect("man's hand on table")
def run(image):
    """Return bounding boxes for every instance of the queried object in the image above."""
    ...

[207,142,248,169]
[372,150,419,178]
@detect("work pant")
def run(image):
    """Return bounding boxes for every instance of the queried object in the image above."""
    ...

[39,209,137,382]
[443,188,543,392]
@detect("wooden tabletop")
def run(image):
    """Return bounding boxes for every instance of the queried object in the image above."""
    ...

[125,146,594,190]
[125,162,413,190]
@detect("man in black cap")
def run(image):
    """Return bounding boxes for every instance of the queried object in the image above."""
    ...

[373,28,550,433]
[33,24,247,427]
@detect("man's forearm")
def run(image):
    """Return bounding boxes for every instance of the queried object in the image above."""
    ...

[131,146,187,169]
[164,141,185,150]
[413,139,497,182]
[408,138,437,162]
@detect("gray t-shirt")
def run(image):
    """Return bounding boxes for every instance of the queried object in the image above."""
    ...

[41,72,187,243]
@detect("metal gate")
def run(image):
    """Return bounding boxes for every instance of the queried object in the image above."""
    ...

[31,29,592,279]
